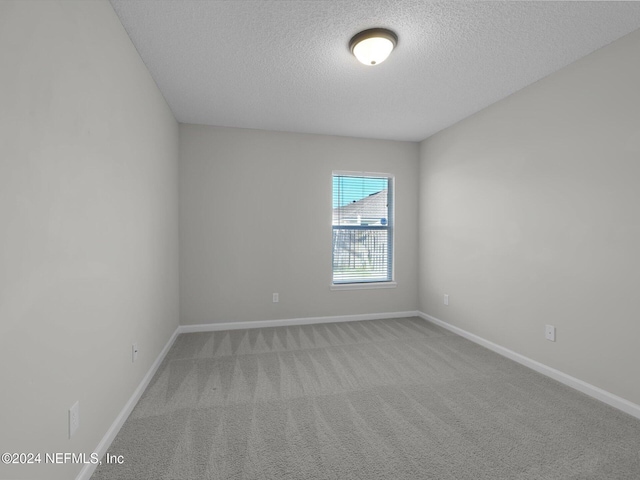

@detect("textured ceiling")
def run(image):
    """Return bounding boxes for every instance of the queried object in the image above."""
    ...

[109,1,640,142]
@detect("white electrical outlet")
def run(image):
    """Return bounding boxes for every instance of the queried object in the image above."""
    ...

[273,293,279,303]
[443,294,449,306]
[132,343,138,362]
[69,401,80,438]
[545,325,556,342]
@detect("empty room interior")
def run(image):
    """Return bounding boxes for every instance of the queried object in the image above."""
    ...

[2,1,640,479]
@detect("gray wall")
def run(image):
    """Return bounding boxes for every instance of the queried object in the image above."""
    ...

[179,125,419,325]
[0,2,179,479]
[419,29,640,406]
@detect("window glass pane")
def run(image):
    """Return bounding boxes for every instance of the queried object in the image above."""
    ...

[332,228,390,282]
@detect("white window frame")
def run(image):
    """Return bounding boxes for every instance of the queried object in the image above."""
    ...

[331,171,397,290]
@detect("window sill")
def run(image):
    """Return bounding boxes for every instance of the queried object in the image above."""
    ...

[330,281,397,291]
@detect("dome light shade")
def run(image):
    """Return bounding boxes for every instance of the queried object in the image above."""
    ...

[349,28,398,66]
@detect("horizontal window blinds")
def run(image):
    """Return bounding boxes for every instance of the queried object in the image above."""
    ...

[332,174,393,284]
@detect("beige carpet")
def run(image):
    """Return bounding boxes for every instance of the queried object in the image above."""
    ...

[91,317,640,479]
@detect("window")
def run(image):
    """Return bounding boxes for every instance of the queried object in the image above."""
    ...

[332,172,394,286]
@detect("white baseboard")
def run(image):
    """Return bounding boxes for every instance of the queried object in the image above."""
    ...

[75,326,181,480]
[417,311,640,421]
[179,310,420,333]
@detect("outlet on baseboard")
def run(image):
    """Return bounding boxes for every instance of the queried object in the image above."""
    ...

[69,401,80,438]
[545,325,556,342]
[273,293,279,303]
[443,294,449,306]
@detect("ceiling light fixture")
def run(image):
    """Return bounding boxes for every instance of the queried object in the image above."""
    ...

[349,28,398,66]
